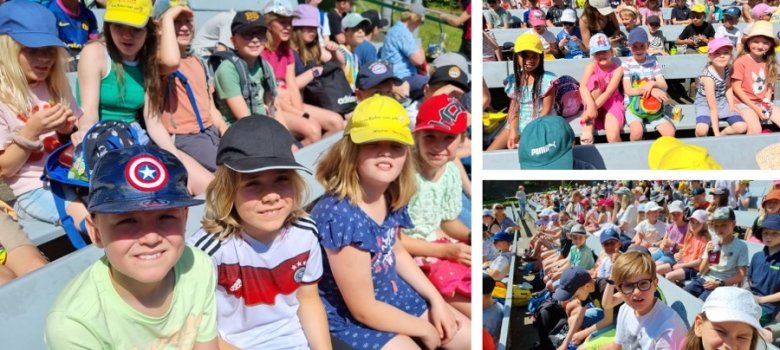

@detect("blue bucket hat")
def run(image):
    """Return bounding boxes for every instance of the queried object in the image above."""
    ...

[88,146,203,213]
[492,232,513,242]
[0,1,64,48]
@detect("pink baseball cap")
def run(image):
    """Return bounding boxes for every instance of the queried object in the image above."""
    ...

[752,3,776,18]
[529,9,545,27]
[707,37,733,54]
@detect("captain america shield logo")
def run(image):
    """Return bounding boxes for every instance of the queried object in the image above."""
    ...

[124,155,169,192]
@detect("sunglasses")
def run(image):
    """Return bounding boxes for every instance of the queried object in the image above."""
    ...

[562,22,575,26]
[691,14,705,19]
[618,278,653,295]
[495,206,505,210]
[649,23,660,27]
[239,30,267,41]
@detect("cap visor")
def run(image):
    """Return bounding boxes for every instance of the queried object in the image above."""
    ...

[89,197,204,213]
[523,149,574,170]
[104,12,150,28]
[552,289,573,302]
[349,129,414,146]
[223,157,313,174]
[10,33,65,48]
[705,308,764,335]
[597,7,614,15]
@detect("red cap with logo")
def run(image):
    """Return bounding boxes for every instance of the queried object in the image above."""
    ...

[413,94,468,134]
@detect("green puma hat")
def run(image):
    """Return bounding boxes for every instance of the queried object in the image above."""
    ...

[519,116,574,170]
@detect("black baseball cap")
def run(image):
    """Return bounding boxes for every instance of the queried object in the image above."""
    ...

[483,273,497,295]
[361,10,388,30]
[231,10,266,35]
[88,146,203,213]
[647,15,661,26]
[428,65,470,92]
[356,60,401,90]
[217,115,311,174]
[710,187,730,197]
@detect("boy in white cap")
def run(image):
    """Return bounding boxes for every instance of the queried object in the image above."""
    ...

[556,9,585,59]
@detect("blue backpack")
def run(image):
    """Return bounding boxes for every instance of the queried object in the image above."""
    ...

[44,120,142,249]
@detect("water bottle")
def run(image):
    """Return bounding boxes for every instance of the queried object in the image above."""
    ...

[708,236,721,264]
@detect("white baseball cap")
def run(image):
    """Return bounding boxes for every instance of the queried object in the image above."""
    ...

[645,201,661,212]
[589,0,614,15]
[668,200,684,213]
[561,9,577,23]
[702,287,764,336]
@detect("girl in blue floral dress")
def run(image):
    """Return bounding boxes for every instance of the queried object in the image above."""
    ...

[310,95,471,350]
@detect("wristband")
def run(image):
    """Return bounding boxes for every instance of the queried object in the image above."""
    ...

[11,132,43,151]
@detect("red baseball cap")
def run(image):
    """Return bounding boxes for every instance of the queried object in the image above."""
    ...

[413,94,468,134]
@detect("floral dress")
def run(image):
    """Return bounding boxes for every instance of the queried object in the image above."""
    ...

[311,194,427,349]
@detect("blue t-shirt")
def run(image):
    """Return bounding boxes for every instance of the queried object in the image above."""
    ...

[380,22,419,79]
[556,27,584,59]
[47,0,98,53]
[748,247,780,319]
[355,40,378,68]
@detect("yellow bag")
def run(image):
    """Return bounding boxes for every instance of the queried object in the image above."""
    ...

[491,285,532,306]
[483,111,507,134]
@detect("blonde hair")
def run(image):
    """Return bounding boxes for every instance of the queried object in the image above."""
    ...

[741,35,778,86]
[684,313,760,350]
[201,166,309,240]
[611,250,656,286]
[291,26,322,66]
[315,137,417,211]
[620,192,634,210]
[0,35,72,116]
[265,13,291,51]
[400,11,423,24]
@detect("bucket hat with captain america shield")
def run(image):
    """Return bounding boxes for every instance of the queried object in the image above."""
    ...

[87,145,203,213]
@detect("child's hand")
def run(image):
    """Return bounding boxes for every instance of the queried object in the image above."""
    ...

[650,88,668,103]
[507,128,519,149]
[429,300,459,345]
[419,322,442,350]
[641,82,655,98]
[24,103,68,137]
[705,241,713,253]
[443,243,472,266]
[324,41,339,52]
[161,5,193,22]
[703,279,719,290]
[572,328,590,346]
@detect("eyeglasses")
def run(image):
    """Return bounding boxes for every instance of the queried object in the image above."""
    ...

[618,278,653,295]
[240,30,267,41]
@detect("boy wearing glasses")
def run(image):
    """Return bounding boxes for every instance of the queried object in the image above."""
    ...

[684,207,748,301]
[556,9,584,59]
[609,251,687,350]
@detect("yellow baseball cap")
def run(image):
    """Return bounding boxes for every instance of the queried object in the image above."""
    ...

[648,136,722,170]
[344,95,413,145]
[514,32,543,54]
[691,3,706,13]
[104,0,153,28]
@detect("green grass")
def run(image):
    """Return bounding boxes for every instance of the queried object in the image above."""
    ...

[354,0,464,55]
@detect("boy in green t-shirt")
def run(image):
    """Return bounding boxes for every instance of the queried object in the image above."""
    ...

[45,146,217,349]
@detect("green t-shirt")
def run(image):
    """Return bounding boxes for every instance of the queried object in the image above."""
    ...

[77,61,146,124]
[45,246,218,349]
[568,244,595,270]
[403,162,463,241]
[214,58,271,125]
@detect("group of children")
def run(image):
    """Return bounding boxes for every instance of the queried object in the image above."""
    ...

[484,180,780,349]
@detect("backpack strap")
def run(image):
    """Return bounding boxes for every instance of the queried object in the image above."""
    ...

[166,70,207,133]
[49,180,87,249]
[210,51,256,115]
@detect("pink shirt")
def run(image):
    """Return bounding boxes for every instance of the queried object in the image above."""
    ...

[260,47,295,84]
[0,82,82,196]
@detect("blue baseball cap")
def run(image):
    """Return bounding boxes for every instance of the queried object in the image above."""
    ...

[356,60,402,90]
[600,227,620,244]
[628,27,649,45]
[0,1,64,48]
[88,146,203,213]
[553,266,592,301]
[492,232,513,242]
[762,213,780,231]
[589,33,611,55]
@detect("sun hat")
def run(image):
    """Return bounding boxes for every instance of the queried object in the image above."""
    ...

[514,32,543,54]
[763,189,780,206]
[262,0,296,16]
[647,15,661,26]
[414,94,468,134]
[345,95,413,145]
[589,33,611,55]
[231,11,266,35]
[103,0,153,29]
[615,187,632,196]
[707,37,733,54]
[620,5,639,16]
[342,13,370,30]
[519,116,575,170]
[723,6,741,18]
[690,209,709,224]
[702,287,764,337]
[648,136,722,170]
[668,200,684,213]
[570,224,587,235]
[600,227,620,244]
[692,187,706,196]
[553,267,592,301]
[355,60,401,90]
[292,4,319,27]
[88,145,203,213]
[528,9,546,27]
[217,116,310,174]
[589,0,614,15]
[492,232,514,242]
[560,9,577,23]
[483,209,493,217]
[0,1,65,48]
[638,203,647,212]
[752,3,776,18]
[432,53,470,80]
[710,187,730,197]
[756,143,780,170]
[644,201,661,212]
[746,20,776,41]
[691,3,707,13]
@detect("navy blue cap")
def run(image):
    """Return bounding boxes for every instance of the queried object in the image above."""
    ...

[710,187,730,196]
[600,227,620,244]
[0,1,64,48]
[628,27,648,45]
[88,146,203,213]
[356,60,402,90]
[761,213,780,231]
[627,245,651,255]
[492,232,513,242]
[553,267,592,301]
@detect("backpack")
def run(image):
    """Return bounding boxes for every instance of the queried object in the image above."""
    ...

[302,60,356,116]
[44,120,143,249]
[552,75,582,118]
[532,296,566,350]
[206,50,276,118]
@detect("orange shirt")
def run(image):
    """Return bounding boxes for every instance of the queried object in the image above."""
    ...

[679,231,708,268]
[161,56,214,134]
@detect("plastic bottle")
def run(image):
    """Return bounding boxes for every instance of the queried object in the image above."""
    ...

[708,236,721,264]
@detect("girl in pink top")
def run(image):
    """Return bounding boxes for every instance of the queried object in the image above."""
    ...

[579,33,625,144]
[261,0,343,145]
[732,21,780,134]
[657,210,711,284]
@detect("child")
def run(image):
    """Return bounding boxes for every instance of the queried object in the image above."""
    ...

[528,9,560,58]
[311,95,471,350]
[190,116,331,349]
[487,231,514,281]
[593,227,622,283]
[651,200,686,264]
[694,38,747,137]
[684,207,749,301]
[0,1,83,225]
[46,0,99,55]
[45,145,217,348]
[506,33,556,149]
[658,209,710,283]
[553,266,604,350]
[580,33,624,144]
[483,273,503,350]
[546,224,595,282]
[715,7,743,51]
[746,188,780,243]
[623,27,675,142]
[611,251,688,349]
[337,13,369,89]
[683,287,765,350]
[557,9,585,59]
[646,16,668,56]
[640,0,664,26]
[546,0,573,27]
[676,3,716,53]
[671,0,692,25]
[732,21,780,134]
[485,0,511,29]
[747,213,780,326]
[632,201,667,249]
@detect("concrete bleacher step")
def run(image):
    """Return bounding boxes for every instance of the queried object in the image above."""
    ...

[484,132,778,169]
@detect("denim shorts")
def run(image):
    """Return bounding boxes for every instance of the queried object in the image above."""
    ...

[14,186,77,225]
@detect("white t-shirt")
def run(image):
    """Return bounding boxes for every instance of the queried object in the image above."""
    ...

[533,29,558,52]
[489,252,513,280]
[189,218,323,350]
[701,236,749,282]
[715,25,742,47]
[614,299,688,350]
[617,205,638,239]
[191,10,236,58]
[634,219,667,244]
